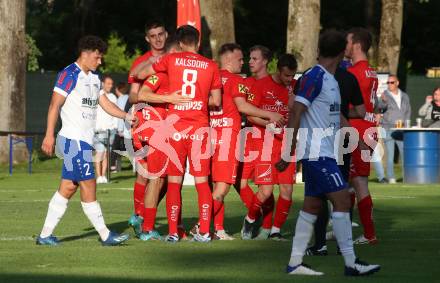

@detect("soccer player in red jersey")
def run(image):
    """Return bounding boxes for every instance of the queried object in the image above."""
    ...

[210,43,285,240]
[238,45,278,234]
[345,27,379,245]
[134,25,222,242]
[130,38,189,241]
[127,20,168,232]
[241,54,297,240]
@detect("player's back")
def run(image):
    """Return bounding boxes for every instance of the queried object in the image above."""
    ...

[348,60,378,127]
[153,51,221,126]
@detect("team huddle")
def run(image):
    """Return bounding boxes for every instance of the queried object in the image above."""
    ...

[37,21,381,276]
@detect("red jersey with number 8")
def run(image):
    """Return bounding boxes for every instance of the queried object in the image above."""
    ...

[152,51,222,126]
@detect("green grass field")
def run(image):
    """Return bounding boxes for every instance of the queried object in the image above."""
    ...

[1,158,439,283]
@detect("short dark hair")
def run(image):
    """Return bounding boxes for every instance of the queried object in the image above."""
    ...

[175,25,199,46]
[249,45,272,61]
[347,27,372,54]
[145,20,165,34]
[433,86,440,94]
[165,35,179,51]
[218,43,242,57]
[102,75,113,82]
[116,82,129,94]
[78,35,107,54]
[277,54,298,71]
[318,30,347,58]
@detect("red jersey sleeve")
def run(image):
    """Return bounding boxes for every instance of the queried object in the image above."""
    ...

[143,74,163,92]
[248,82,262,107]
[152,54,170,73]
[230,77,247,99]
[210,64,222,90]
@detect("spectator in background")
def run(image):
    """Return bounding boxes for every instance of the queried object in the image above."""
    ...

[111,82,130,172]
[376,75,411,184]
[94,75,118,183]
[418,87,440,128]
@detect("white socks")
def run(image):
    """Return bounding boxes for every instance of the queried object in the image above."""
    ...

[81,201,110,241]
[40,191,69,238]
[289,210,317,267]
[270,226,280,235]
[332,211,356,267]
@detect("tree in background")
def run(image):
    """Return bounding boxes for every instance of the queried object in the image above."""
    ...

[26,34,42,71]
[286,0,320,72]
[377,0,403,74]
[101,33,141,74]
[200,0,235,60]
[0,0,27,163]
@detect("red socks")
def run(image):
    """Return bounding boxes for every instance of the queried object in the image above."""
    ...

[247,193,264,221]
[166,182,182,235]
[142,207,157,232]
[357,195,376,240]
[213,199,225,231]
[273,196,292,229]
[262,194,275,229]
[240,184,254,209]
[133,182,146,215]
[195,182,212,234]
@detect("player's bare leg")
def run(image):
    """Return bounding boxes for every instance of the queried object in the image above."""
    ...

[269,183,293,241]
[351,176,377,244]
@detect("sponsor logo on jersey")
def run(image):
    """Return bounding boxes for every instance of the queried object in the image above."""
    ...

[238,84,247,94]
[147,75,159,85]
[81,97,99,108]
[329,102,340,112]
[210,117,232,128]
[365,69,377,78]
[247,92,255,101]
[262,100,288,112]
[222,77,228,85]
[173,101,203,111]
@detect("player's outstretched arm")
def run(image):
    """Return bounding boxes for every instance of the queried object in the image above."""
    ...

[138,85,191,105]
[234,97,285,126]
[276,101,306,172]
[208,89,222,107]
[128,82,141,104]
[99,94,135,124]
[41,92,66,156]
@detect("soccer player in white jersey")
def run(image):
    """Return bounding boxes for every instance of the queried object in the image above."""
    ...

[37,36,133,246]
[276,30,380,276]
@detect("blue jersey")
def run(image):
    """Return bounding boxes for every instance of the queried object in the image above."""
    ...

[295,65,341,160]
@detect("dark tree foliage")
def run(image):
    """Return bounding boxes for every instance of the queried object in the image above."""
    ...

[26,0,439,74]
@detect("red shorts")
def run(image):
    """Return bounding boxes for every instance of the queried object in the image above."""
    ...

[166,124,212,177]
[243,136,296,185]
[350,126,378,178]
[211,128,239,184]
[239,127,263,180]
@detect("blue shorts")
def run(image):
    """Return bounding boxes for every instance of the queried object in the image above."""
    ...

[301,157,347,197]
[57,136,95,182]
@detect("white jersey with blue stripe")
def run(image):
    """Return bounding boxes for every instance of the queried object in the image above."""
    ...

[295,64,341,160]
[53,63,102,145]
